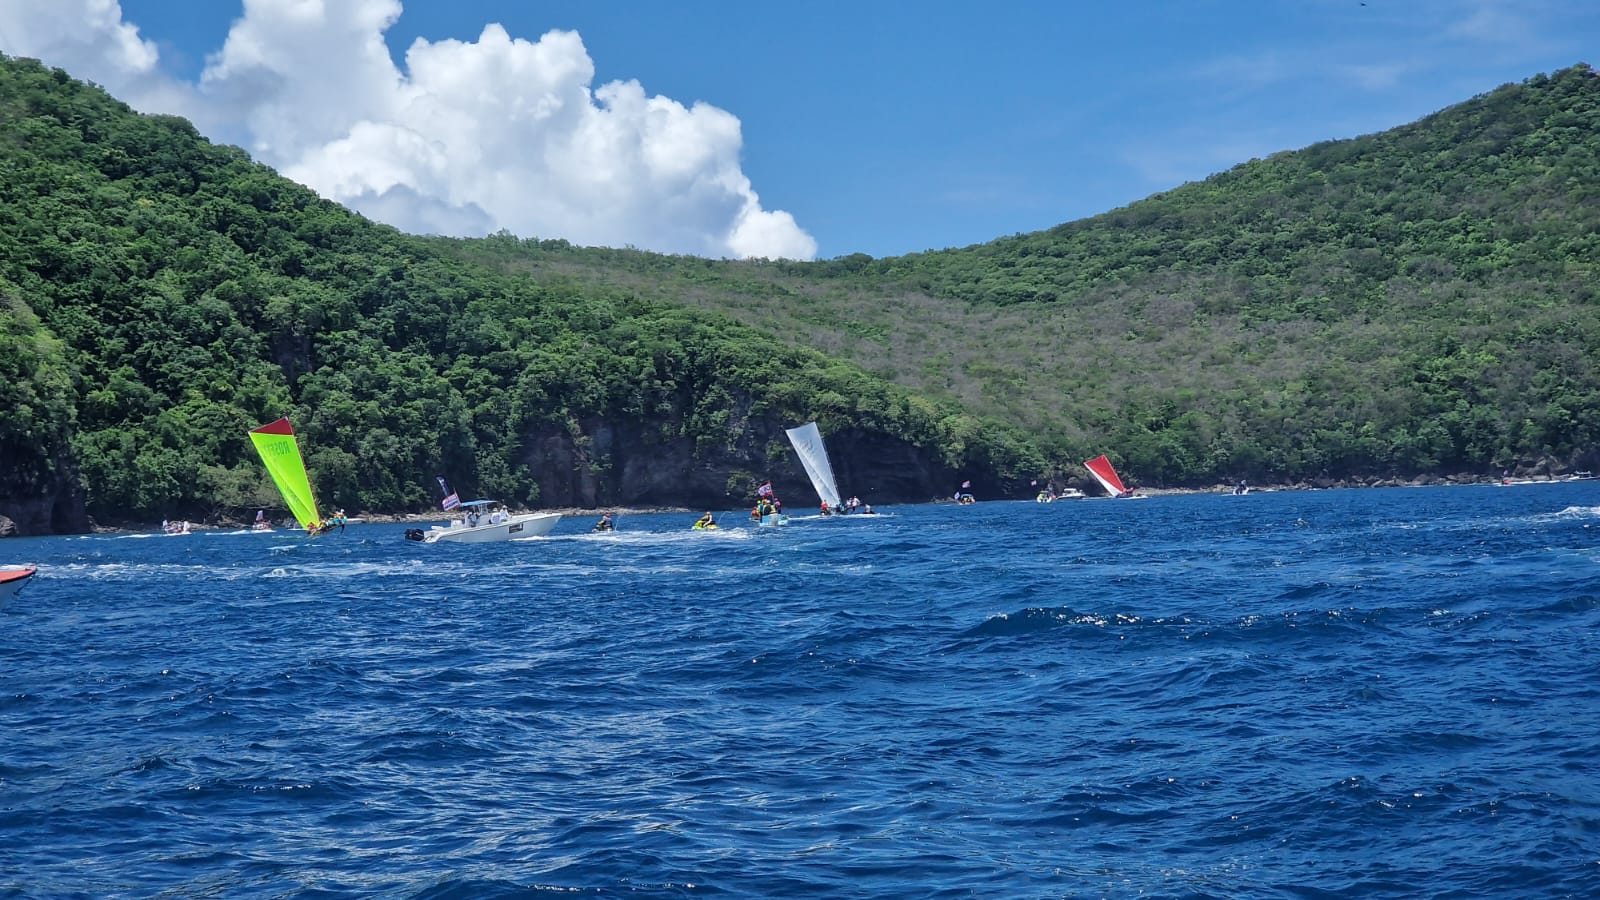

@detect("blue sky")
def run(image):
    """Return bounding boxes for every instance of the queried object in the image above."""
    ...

[4,1,1597,259]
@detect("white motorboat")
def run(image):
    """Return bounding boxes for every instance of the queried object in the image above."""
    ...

[407,500,561,543]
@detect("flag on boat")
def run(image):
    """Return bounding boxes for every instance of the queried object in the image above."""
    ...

[757,481,774,498]
[255,509,265,523]
[961,480,971,489]
[436,476,461,510]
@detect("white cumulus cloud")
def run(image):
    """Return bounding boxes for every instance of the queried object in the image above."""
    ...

[0,0,816,259]
[0,0,200,119]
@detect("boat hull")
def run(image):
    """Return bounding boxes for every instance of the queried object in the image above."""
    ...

[0,566,37,602]
[421,512,562,543]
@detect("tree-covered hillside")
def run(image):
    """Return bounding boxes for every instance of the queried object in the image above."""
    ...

[433,64,1600,487]
[0,55,1042,535]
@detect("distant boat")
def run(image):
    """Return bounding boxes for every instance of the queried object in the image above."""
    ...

[1036,487,1085,502]
[1085,455,1138,498]
[785,422,843,513]
[405,500,561,543]
[953,478,976,504]
[747,502,789,527]
[249,417,339,536]
[746,477,790,527]
[0,566,36,603]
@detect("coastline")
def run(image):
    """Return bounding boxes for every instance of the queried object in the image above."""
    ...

[94,506,698,534]
[79,473,1592,534]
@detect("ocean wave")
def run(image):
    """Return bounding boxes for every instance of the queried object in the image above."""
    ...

[3,486,1596,895]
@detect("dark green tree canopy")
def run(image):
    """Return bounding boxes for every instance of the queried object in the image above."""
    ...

[0,54,1039,532]
[3,57,1598,535]
[433,64,1600,486]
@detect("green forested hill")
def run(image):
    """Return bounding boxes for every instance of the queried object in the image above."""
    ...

[433,64,1600,487]
[4,58,1596,536]
[0,55,1040,534]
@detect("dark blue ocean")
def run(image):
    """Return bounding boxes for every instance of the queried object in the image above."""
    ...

[4,485,1599,898]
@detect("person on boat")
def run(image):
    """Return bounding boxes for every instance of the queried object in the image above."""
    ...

[820,499,831,516]
[593,513,615,532]
[694,511,717,530]
[467,509,481,527]
[861,504,875,515]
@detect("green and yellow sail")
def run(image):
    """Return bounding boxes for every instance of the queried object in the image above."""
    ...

[249,417,322,533]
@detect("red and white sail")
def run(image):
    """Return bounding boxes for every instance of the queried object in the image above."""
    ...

[1084,454,1129,497]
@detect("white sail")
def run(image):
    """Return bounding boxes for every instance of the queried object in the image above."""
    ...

[785,422,842,508]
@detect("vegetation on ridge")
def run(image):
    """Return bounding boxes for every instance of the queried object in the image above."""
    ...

[0,54,1039,531]
[4,57,1598,535]
[434,64,1600,485]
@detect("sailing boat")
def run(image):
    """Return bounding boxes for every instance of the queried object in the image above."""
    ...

[785,422,843,515]
[249,417,334,535]
[1084,454,1138,499]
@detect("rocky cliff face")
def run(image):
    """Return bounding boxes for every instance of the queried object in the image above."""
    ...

[0,410,978,533]
[522,415,962,510]
[0,439,90,537]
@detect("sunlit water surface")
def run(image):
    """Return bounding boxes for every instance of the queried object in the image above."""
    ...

[3,485,1599,897]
